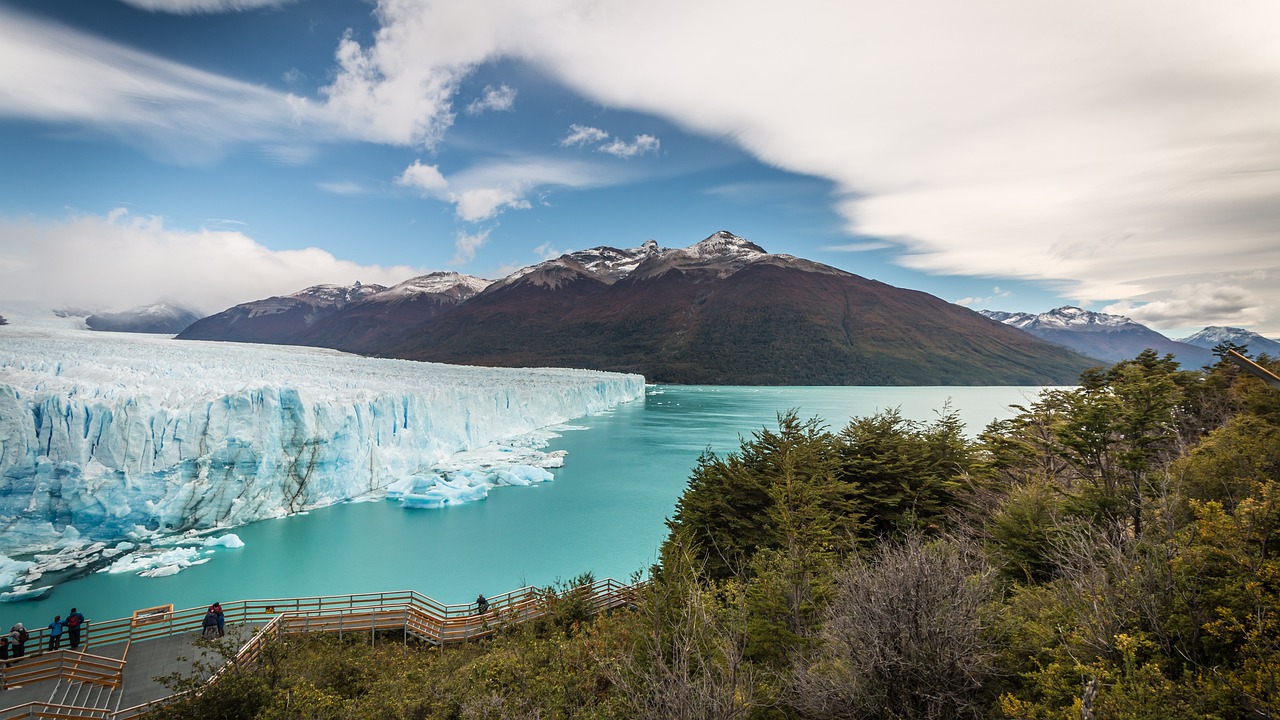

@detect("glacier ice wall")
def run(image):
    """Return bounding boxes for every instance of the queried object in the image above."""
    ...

[0,323,644,556]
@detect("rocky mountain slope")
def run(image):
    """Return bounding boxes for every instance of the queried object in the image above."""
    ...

[980,306,1213,368]
[367,232,1096,385]
[179,231,1100,385]
[178,282,387,344]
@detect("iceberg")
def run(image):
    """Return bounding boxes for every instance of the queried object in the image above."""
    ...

[0,310,644,589]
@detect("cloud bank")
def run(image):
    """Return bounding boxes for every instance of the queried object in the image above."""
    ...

[0,211,429,313]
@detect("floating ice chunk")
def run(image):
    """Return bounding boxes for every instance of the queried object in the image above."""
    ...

[107,546,203,576]
[492,465,554,486]
[0,555,35,590]
[203,534,245,549]
[0,586,52,602]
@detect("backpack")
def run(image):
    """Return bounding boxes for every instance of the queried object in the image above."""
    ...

[18,628,28,643]
[67,615,81,628]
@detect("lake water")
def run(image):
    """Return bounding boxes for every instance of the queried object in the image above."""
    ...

[5,385,1050,626]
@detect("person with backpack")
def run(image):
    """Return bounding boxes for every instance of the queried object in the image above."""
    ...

[47,615,65,651]
[9,623,27,658]
[65,608,86,650]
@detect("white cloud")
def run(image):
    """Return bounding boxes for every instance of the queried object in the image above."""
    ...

[560,124,610,147]
[598,134,659,158]
[453,228,491,264]
[955,286,1012,308]
[1104,283,1267,330]
[560,124,659,158]
[396,155,617,222]
[453,188,530,222]
[396,160,449,193]
[117,0,297,13]
[0,6,339,162]
[823,241,893,253]
[533,242,562,261]
[0,210,428,312]
[328,0,1280,331]
[466,84,517,115]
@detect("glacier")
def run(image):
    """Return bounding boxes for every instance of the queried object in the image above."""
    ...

[0,309,644,592]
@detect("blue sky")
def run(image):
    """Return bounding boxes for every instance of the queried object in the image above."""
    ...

[2,0,1279,338]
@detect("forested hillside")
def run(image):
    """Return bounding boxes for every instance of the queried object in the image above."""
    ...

[151,348,1280,720]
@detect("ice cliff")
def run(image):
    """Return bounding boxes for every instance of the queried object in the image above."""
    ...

[0,319,644,566]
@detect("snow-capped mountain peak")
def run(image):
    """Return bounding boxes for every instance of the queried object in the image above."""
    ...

[1179,326,1280,355]
[685,230,767,260]
[991,306,1142,332]
[289,282,386,306]
[376,272,492,301]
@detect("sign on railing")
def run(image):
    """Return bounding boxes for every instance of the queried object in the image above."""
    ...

[131,604,173,627]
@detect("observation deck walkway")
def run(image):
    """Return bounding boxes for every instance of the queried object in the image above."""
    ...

[0,578,639,719]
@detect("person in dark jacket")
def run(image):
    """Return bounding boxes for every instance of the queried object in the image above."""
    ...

[476,594,489,614]
[65,608,86,650]
[210,603,225,637]
[201,610,219,638]
[0,635,9,661]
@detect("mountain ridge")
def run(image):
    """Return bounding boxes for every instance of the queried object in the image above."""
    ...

[179,232,1100,385]
[980,306,1213,368]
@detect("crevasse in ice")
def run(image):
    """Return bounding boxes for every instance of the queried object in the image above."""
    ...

[0,319,644,573]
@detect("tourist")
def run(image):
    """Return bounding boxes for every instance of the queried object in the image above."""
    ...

[9,623,27,658]
[201,609,219,638]
[210,602,225,637]
[65,608,86,650]
[0,634,9,661]
[47,615,64,651]
[476,594,489,614]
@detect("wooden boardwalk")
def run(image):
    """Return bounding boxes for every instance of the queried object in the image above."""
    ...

[0,579,639,719]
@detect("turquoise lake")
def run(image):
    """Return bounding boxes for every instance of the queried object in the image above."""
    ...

[6,385,1052,626]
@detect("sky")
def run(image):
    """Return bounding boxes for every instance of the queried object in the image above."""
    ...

[1,0,1279,338]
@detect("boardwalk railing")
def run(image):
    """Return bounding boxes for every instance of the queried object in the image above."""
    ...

[3,578,640,720]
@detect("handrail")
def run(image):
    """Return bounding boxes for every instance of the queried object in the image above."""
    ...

[0,650,124,692]
[4,579,643,720]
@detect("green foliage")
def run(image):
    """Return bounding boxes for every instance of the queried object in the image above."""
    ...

[666,411,859,581]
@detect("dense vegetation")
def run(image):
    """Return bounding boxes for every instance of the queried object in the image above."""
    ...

[150,347,1280,719]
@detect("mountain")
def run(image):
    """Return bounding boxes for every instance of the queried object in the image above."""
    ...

[1178,326,1280,357]
[980,306,1213,368]
[301,272,491,352]
[84,300,203,334]
[177,282,387,344]
[365,232,1097,385]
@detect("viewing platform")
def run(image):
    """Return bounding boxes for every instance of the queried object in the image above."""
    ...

[0,578,639,719]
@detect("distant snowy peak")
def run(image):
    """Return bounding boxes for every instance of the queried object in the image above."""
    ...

[1179,326,1280,355]
[373,272,492,301]
[495,230,844,291]
[982,306,1142,332]
[289,282,386,307]
[85,299,203,335]
[564,240,665,280]
[686,230,767,260]
[980,305,1214,367]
